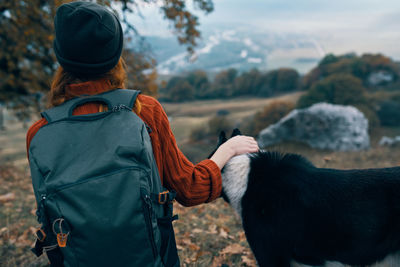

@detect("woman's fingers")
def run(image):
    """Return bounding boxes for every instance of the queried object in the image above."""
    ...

[210,135,259,170]
[224,135,259,156]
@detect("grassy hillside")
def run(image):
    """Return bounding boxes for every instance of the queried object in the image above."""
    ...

[162,92,302,146]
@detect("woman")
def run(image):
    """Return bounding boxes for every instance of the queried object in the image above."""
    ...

[26,1,258,266]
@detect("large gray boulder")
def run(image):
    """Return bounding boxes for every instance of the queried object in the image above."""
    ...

[258,103,370,151]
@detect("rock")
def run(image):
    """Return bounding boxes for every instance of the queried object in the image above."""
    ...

[258,103,370,151]
[379,136,400,146]
[368,70,394,86]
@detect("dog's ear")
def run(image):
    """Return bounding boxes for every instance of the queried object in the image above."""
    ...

[218,131,228,146]
[231,128,242,137]
[208,131,228,159]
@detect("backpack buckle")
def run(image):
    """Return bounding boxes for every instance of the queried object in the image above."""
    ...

[158,191,169,204]
[35,228,46,242]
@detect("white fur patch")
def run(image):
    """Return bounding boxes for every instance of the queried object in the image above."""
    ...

[222,154,250,217]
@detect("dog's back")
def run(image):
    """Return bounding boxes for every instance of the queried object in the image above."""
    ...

[223,151,400,266]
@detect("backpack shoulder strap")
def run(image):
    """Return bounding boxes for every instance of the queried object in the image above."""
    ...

[41,89,140,123]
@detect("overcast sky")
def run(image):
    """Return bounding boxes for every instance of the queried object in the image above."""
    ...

[128,0,400,59]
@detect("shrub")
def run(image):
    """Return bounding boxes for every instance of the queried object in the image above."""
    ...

[301,53,400,90]
[208,115,234,137]
[241,100,295,136]
[377,101,400,126]
[189,114,233,142]
[297,74,367,108]
[189,126,209,142]
[275,68,300,92]
[354,104,380,131]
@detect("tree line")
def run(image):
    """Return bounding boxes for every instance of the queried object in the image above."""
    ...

[159,68,300,102]
[160,53,400,104]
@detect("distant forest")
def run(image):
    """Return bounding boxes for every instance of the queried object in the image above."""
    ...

[159,53,400,103]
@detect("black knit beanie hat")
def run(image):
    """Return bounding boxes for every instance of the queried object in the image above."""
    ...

[53,1,123,75]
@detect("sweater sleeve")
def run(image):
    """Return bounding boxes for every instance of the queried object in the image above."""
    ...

[143,97,222,207]
[26,118,48,159]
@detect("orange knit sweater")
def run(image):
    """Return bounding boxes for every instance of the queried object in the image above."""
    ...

[26,80,222,206]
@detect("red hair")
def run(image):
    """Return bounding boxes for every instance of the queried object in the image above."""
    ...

[47,57,141,114]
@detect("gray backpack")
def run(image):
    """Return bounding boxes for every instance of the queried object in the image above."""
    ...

[29,89,179,267]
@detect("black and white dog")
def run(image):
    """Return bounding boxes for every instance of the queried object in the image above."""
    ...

[214,129,400,267]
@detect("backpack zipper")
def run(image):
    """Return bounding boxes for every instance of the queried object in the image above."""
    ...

[46,167,145,197]
[111,104,132,112]
[141,189,157,259]
[36,194,47,224]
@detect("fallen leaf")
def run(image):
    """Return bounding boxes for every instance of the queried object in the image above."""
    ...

[188,243,200,251]
[210,255,225,267]
[221,243,245,255]
[192,228,203,234]
[219,228,228,239]
[0,192,15,203]
[239,231,247,242]
[193,250,207,262]
[0,227,8,235]
[242,254,257,266]
[208,224,217,234]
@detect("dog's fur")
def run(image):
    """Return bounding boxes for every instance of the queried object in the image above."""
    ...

[213,129,400,267]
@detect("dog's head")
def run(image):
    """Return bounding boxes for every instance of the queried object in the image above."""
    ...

[208,128,242,159]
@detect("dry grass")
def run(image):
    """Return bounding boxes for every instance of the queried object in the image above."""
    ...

[165,93,303,144]
[1,93,400,267]
[162,93,302,118]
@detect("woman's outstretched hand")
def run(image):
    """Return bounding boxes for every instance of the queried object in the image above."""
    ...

[210,135,259,170]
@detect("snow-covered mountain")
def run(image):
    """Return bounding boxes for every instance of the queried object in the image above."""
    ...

[141,29,325,75]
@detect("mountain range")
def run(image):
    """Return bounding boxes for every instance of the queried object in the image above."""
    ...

[141,29,324,75]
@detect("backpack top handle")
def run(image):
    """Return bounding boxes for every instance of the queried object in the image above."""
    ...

[41,89,140,123]
[67,96,113,117]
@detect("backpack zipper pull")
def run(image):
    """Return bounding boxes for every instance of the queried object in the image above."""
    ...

[112,104,131,112]
[52,218,70,248]
[56,233,69,247]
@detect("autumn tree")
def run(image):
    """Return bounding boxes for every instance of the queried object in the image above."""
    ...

[210,68,238,98]
[298,73,368,108]
[186,70,210,98]
[122,48,158,97]
[233,68,262,96]
[302,53,400,90]
[0,0,214,115]
[254,68,300,96]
